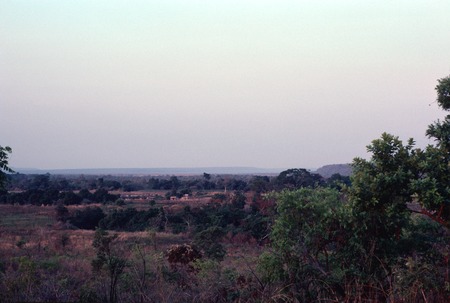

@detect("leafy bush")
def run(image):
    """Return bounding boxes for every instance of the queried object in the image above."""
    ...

[193,226,226,261]
[70,207,106,230]
[99,208,160,231]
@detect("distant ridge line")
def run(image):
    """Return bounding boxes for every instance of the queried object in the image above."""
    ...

[13,167,286,175]
[14,164,352,177]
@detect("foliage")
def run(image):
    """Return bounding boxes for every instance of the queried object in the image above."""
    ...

[193,226,227,261]
[410,75,450,228]
[248,175,271,193]
[211,193,227,202]
[0,145,13,193]
[3,188,61,205]
[274,168,323,190]
[231,191,246,209]
[61,191,83,205]
[29,174,51,190]
[99,207,160,231]
[92,229,127,303]
[324,173,351,190]
[261,187,346,301]
[55,204,69,222]
[166,244,202,268]
[70,207,106,230]
[93,188,120,204]
[262,181,448,301]
[258,77,450,300]
[242,211,270,244]
[435,75,450,110]
[0,186,120,206]
[348,133,418,268]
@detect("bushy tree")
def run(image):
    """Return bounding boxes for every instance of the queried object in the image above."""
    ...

[55,204,69,222]
[99,208,160,231]
[166,244,202,268]
[231,191,246,210]
[325,173,351,190]
[348,134,418,268]
[261,187,346,301]
[193,226,226,261]
[248,176,271,193]
[30,174,51,190]
[70,207,106,230]
[275,168,323,190]
[92,188,119,203]
[61,191,83,205]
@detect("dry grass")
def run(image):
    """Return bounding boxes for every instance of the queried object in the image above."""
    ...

[0,204,194,260]
[0,203,323,303]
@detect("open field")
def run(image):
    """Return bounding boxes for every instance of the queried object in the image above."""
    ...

[0,200,267,302]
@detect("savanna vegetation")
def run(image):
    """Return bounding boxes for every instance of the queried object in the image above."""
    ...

[0,76,449,302]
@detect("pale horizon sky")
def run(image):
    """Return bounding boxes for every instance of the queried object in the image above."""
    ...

[1,1,450,170]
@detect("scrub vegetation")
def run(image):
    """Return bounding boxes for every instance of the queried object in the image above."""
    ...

[0,76,449,302]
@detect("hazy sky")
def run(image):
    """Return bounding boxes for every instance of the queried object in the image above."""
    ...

[1,1,450,170]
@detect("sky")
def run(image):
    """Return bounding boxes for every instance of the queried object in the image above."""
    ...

[1,0,450,170]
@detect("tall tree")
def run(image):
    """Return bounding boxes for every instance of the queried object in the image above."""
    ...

[348,133,418,276]
[265,187,345,300]
[411,75,450,228]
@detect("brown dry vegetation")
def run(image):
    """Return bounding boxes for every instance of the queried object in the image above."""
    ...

[0,202,267,303]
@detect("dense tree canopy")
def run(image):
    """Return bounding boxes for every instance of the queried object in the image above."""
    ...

[274,168,323,190]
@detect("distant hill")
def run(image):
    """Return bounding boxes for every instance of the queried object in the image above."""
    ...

[13,167,284,176]
[315,164,352,178]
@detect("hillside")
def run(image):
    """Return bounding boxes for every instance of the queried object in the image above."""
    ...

[315,164,352,178]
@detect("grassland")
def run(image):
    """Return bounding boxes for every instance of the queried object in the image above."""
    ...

[0,199,267,303]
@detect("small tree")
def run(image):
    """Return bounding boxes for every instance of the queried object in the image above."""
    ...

[262,187,346,301]
[344,133,421,302]
[70,207,105,230]
[231,191,246,210]
[55,204,69,222]
[92,229,127,303]
[166,244,202,270]
[193,226,226,261]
